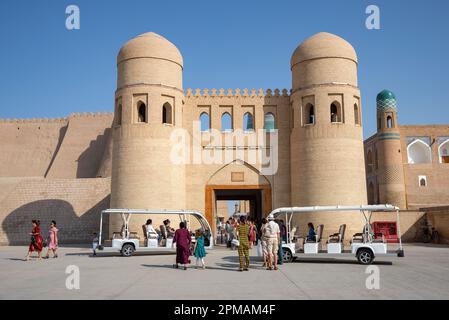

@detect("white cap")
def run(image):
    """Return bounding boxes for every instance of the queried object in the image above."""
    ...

[267,214,275,221]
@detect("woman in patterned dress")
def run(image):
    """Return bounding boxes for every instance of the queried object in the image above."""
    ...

[236,215,250,272]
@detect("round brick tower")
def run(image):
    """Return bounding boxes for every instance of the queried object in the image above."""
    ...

[110,32,186,233]
[375,90,406,209]
[289,32,367,237]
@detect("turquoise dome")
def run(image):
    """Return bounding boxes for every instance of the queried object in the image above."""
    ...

[376,89,397,112]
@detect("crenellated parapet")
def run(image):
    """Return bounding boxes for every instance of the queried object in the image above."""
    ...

[0,117,67,123]
[0,112,114,124]
[69,111,114,118]
[185,88,290,98]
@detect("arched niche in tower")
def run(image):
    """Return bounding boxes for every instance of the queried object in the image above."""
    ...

[137,101,147,123]
[330,101,342,123]
[162,102,173,124]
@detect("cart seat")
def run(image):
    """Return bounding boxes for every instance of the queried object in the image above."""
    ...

[327,224,346,243]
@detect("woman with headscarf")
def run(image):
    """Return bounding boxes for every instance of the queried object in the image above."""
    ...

[25,220,43,261]
[172,221,191,270]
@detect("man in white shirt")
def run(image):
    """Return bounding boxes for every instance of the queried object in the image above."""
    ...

[263,214,280,270]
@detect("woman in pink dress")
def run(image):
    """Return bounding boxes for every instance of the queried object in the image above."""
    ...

[172,221,191,270]
[45,220,59,258]
[25,220,43,261]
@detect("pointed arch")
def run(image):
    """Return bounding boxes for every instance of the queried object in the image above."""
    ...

[438,139,449,164]
[163,102,173,124]
[221,112,233,132]
[200,112,210,132]
[407,139,432,164]
[137,101,147,123]
[206,159,271,186]
[243,112,254,131]
[264,112,276,130]
[386,115,393,128]
[330,101,342,123]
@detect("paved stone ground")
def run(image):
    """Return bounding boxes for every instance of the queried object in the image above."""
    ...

[0,244,448,300]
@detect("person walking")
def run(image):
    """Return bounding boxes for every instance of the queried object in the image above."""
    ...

[260,218,268,267]
[264,214,280,270]
[45,220,59,259]
[193,229,207,269]
[235,215,250,272]
[25,220,43,261]
[248,219,256,249]
[172,222,191,270]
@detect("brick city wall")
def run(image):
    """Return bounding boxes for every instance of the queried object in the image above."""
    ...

[0,177,110,245]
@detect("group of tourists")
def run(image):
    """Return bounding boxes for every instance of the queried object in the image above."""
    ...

[23,213,295,273]
[170,213,289,272]
[25,219,59,261]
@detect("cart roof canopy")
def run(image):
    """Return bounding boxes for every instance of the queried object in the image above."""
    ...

[271,204,399,217]
[101,209,206,217]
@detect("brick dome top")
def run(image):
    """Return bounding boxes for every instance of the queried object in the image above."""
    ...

[117,32,183,68]
[291,32,358,68]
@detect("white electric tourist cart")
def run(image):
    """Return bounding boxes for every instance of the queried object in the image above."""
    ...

[94,209,214,257]
[263,204,404,265]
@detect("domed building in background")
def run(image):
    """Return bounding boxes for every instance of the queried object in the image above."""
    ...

[0,32,448,246]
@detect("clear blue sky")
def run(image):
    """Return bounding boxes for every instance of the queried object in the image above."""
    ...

[1,0,448,137]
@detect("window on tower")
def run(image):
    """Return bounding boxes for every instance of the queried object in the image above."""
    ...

[354,103,360,125]
[264,112,276,131]
[137,102,146,123]
[305,104,315,125]
[386,114,393,128]
[163,102,173,124]
[221,112,233,132]
[330,102,342,123]
[243,112,255,132]
[200,112,210,132]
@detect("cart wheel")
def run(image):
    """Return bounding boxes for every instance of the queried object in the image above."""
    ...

[357,248,374,265]
[282,248,293,263]
[121,244,135,257]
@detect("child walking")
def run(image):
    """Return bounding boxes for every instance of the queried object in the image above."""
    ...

[194,229,207,269]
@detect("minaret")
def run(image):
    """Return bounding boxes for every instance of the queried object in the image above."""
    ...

[290,33,367,237]
[375,90,406,208]
[110,32,186,233]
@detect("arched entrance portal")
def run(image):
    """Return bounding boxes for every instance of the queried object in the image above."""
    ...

[204,160,272,242]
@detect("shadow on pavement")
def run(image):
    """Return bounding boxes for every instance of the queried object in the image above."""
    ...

[292,258,393,266]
